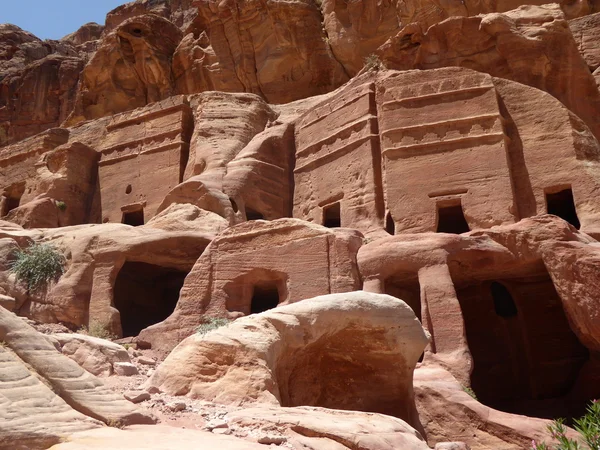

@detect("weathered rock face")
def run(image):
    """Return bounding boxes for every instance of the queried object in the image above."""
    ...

[415,366,562,449]
[0,308,154,449]
[52,333,133,377]
[378,4,600,142]
[0,25,84,147]
[321,0,591,77]
[359,215,600,418]
[174,0,348,104]
[146,291,429,431]
[66,15,183,126]
[139,219,363,354]
[570,12,600,86]
[0,219,215,338]
[293,66,600,237]
[61,22,104,46]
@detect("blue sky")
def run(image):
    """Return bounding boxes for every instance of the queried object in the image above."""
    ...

[1,1,126,40]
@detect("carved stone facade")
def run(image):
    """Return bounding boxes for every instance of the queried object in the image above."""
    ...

[97,96,193,225]
[293,82,385,236]
[293,68,600,237]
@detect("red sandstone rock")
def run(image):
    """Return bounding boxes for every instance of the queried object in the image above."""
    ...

[359,215,600,417]
[146,291,429,432]
[139,218,363,354]
[65,15,183,126]
[174,0,348,104]
[0,24,83,146]
[378,5,600,142]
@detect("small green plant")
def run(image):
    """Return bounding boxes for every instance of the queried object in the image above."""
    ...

[107,419,124,429]
[56,200,67,211]
[462,386,478,400]
[532,401,600,450]
[196,317,231,335]
[364,53,384,71]
[0,340,7,349]
[10,243,65,291]
[79,321,116,341]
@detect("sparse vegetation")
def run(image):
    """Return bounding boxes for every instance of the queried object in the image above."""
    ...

[196,317,231,335]
[56,200,67,211]
[78,321,116,341]
[532,401,600,450]
[106,419,124,429]
[364,53,385,71]
[10,243,65,291]
[462,386,478,400]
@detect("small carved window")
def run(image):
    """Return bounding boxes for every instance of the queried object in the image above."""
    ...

[437,201,470,234]
[122,208,144,227]
[323,202,341,228]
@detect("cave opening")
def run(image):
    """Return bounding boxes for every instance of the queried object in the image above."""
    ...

[2,183,24,217]
[385,211,396,235]
[251,282,281,314]
[2,194,21,217]
[436,202,470,234]
[122,208,145,227]
[113,261,187,337]
[246,207,264,221]
[546,188,580,230]
[457,274,589,419]
[323,202,341,228]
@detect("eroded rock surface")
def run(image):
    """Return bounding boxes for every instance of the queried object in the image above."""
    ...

[139,219,363,354]
[146,291,429,432]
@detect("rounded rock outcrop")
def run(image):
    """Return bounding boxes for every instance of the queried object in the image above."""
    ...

[145,291,429,431]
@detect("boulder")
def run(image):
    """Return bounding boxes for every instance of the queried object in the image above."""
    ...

[144,204,228,234]
[146,291,429,432]
[52,333,132,377]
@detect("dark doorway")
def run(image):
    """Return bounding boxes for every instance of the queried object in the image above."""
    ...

[251,283,280,314]
[122,208,144,226]
[113,261,187,337]
[323,202,341,228]
[437,202,470,234]
[246,207,264,221]
[2,183,25,217]
[457,274,589,418]
[491,282,518,318]
[2,195,21,217]
[385,211,395,235]
[546,188,580,229]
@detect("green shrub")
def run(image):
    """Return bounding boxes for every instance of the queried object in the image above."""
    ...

[10,243,65,291]
[462,386,478,400]
[533,401,600,450]
[78,321,116,341]
[364,53,384,71]
[56,201,67,211]
[196,318,231,335]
